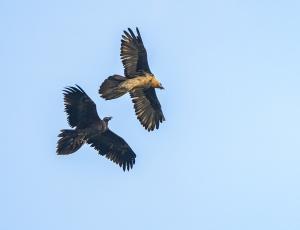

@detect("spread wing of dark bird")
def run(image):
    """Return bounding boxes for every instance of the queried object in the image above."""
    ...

[120,28,165,131]
[63,85,100,129]
[87,130,136,171]
[130,88,165,131]
[58,85,136,171]
[121,27,151,77]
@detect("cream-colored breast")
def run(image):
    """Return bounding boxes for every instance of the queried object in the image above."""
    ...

[121,75,153,90]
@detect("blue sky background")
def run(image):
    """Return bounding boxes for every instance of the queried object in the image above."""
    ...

[1,0,300,229]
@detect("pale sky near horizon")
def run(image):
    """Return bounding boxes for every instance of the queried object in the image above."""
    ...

[1,0,300,229]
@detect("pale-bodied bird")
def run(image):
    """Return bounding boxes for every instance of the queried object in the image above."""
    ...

[99,28,165,131]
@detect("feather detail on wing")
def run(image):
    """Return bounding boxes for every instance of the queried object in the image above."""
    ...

[121,27,151,77]
[130,88,165,131]
[63,85,101,129]
[87,129,136,171]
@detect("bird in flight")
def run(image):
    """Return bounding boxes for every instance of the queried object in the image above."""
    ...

[99,27,165,131]
[56,85,136,171]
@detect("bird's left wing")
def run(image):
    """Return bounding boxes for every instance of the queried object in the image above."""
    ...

[87,129,136,171]
[121,27,151,77]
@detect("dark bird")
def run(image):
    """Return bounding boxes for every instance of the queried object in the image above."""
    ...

[56,85,136,171]
[99,27,165,131]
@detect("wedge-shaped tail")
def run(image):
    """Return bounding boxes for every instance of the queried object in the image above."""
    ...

[99,75,128,100]
[56,129,85,155]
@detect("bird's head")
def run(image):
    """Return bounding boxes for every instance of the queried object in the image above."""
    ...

[103,116,113,123]
[150,75,164,90]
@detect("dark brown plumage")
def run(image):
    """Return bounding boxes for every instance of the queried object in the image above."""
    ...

[99,27,165,131]
[57,85,136,171]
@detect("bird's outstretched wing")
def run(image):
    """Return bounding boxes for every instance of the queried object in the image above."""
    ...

[121,27,151,77]
[130,88,165,131]
[63,85,101,129]
[87,130,136,171]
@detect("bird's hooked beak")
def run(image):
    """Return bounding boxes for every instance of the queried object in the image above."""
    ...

[158,83,164,90]
[107,116,113,121]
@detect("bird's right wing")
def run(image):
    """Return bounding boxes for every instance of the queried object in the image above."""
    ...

[63,85,101,129]
[130,87,165,131]
[121,27,152,77]
[87,129,136,171]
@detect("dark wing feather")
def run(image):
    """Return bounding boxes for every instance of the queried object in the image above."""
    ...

[63,85,100,129]
[87,129,136,171]
[121,27,151,77]
[130,88,165,131]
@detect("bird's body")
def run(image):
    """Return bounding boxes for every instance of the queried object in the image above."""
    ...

[57,85,136,171]
[73,120,106,141]
[119,73,161,91]
[99,28,165,131]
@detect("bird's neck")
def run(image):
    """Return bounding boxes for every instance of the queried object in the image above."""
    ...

[101,120,109,132]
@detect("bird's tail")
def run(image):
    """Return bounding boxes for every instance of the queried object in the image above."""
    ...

[99,75,128,100]
[56,129,85,155]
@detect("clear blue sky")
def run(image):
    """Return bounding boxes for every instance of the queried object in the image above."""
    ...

[1,0,300,229]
